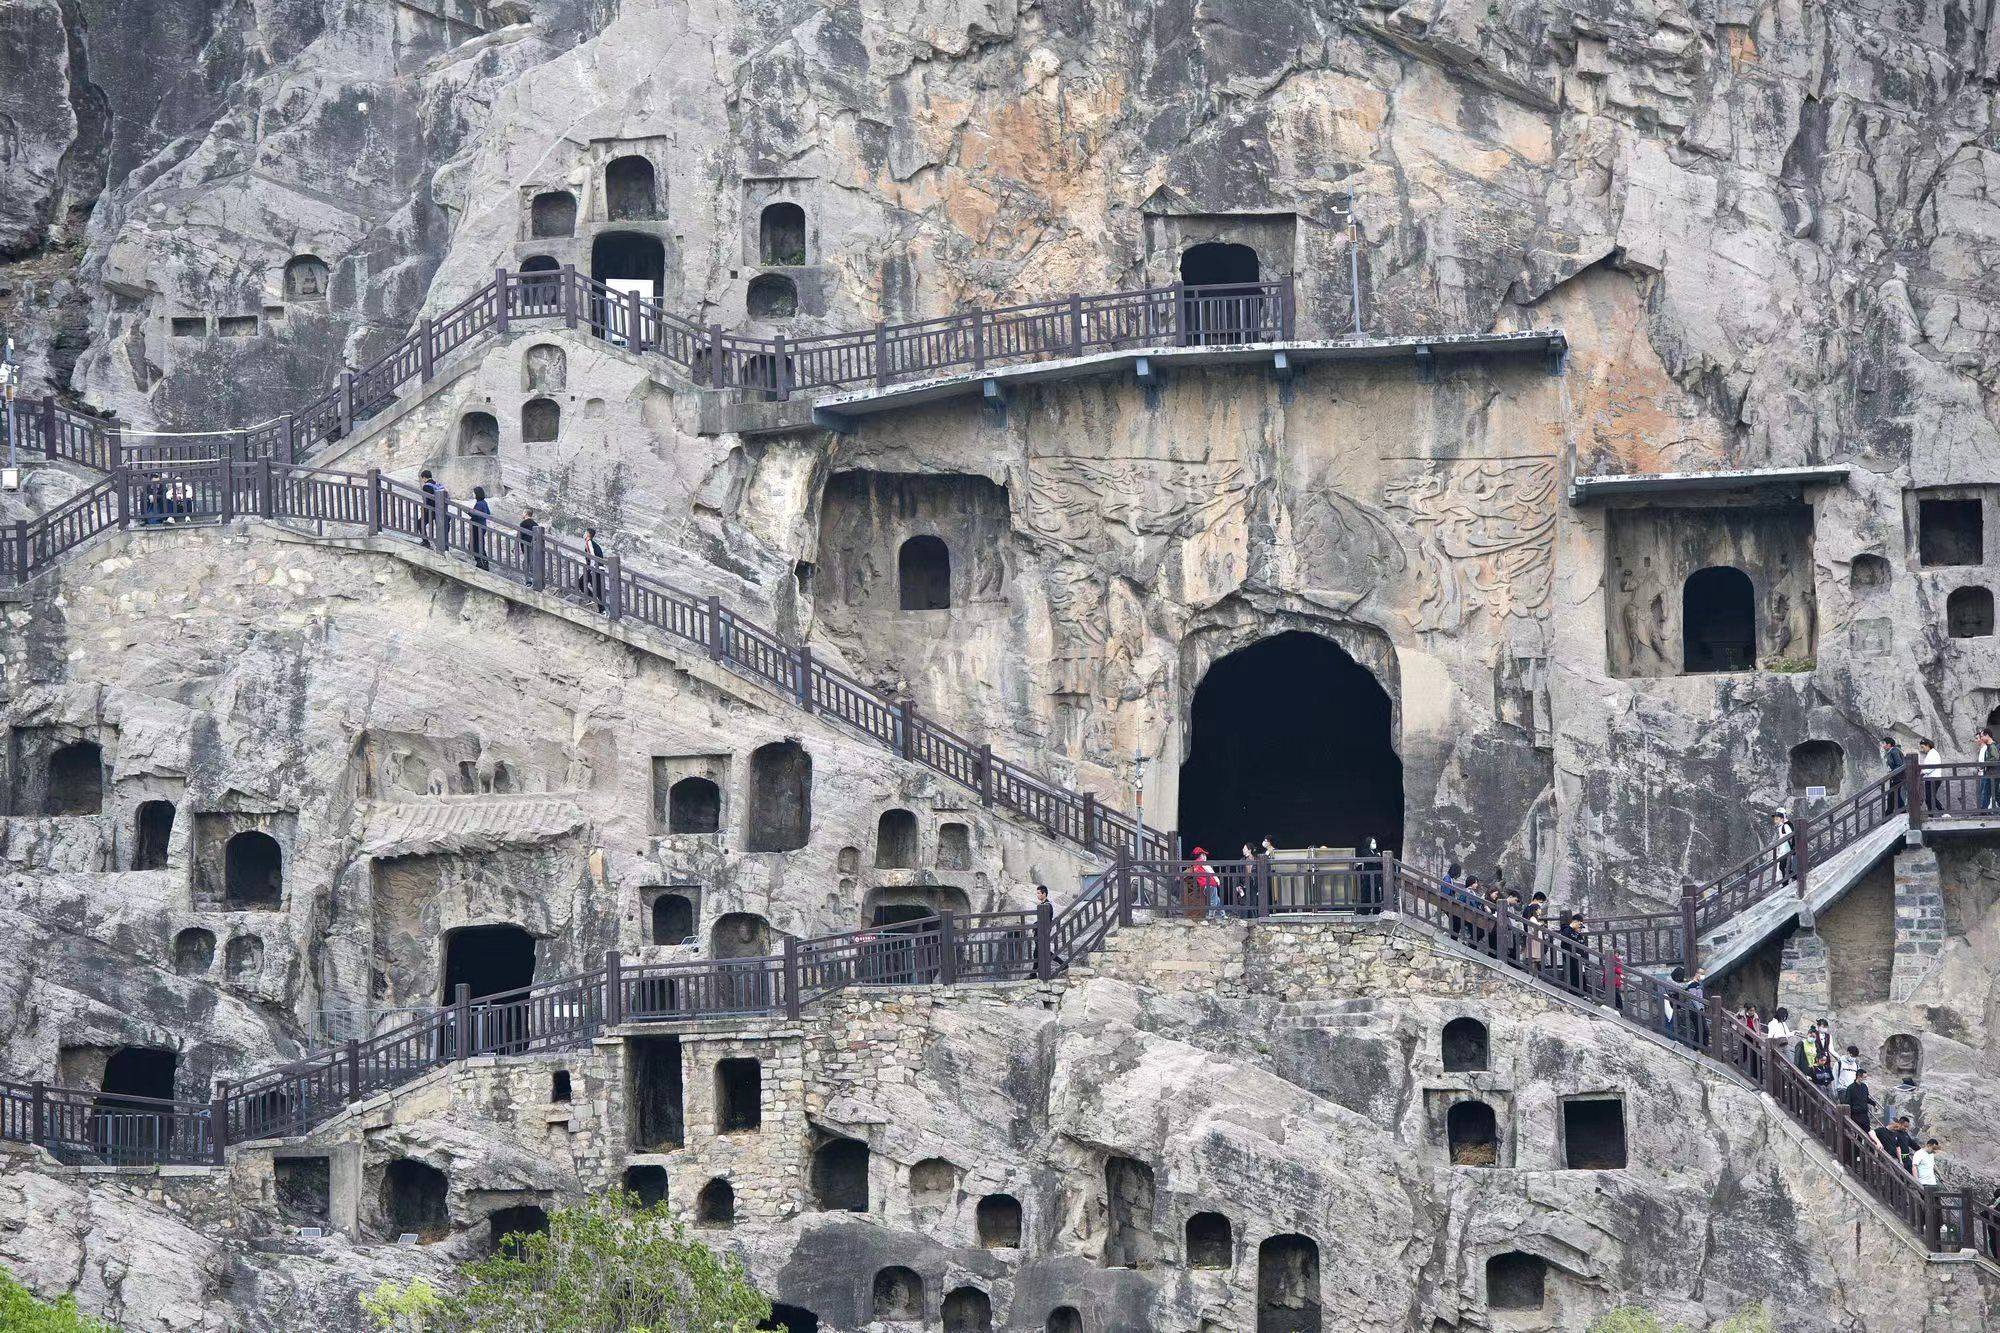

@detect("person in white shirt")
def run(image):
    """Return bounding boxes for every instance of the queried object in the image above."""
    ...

[1918,737,1945,813]
[1833,1042,1861,1093]
[1765,1006,1793,1047]
[1911,1139,1941,1186]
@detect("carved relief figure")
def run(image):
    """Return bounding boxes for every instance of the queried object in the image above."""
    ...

[1382,458,1556,634]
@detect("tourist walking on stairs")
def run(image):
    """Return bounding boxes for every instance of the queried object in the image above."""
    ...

[1918,737,1945,813]
[1772,810,1795,881]
[1911,1138,1940,1186]
[1977,728,1997,812]
[470,486,491,570]
[578,526,607,612]
[1883,736,1907,813]
[1843,1069,1877,1132]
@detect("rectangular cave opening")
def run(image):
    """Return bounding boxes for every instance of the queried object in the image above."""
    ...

[715,1056,761,1133]
[275,1156,331,1225]
[629,1036,684,1150]
[1919,498,1983,567]
[1562,1096,1628,1169]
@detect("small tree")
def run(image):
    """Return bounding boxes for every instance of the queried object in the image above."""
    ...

[364,1190,769,1333]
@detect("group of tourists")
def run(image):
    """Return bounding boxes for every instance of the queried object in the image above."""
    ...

[1882,732,1999,813]
[1740,1007,1943,1181]
[1435,865,1595,991]
[137,472,196,524]
[413,470,603,609]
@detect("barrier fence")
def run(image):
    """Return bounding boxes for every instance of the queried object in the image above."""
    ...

[5,270,1295,477]
[0,460,1170,863]
[4,854,1992,1263]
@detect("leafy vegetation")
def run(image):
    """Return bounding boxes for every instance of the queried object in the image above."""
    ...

[0,1272,121,1332]
[1589,1305,1775,1333]
[363,1190,769,1333]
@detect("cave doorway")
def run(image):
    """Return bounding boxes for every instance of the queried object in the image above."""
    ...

[46,741,103,815]
[591,232,665,302]
[94,1046,178,1160]
[223,831,284,909]
[382,1159,450,1238]
[135,800,175,869]
[442,924,536,1001]
[1682,566,1756,673]
[1178,631,1401,857]
[1256,1234,1321,1332]
[1179,242,1262,345]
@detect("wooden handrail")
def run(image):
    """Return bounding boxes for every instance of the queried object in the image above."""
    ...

[10,270,1299,474]
[5,853,1989,1263]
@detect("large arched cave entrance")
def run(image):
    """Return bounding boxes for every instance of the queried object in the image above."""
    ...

[1177,631,1402,857]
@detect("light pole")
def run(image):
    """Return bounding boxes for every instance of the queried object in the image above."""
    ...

[1348,213,1364,337]
[1,334,17,472]
[1132,739,1149,861]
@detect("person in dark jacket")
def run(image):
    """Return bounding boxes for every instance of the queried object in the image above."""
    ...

[578,525,606,612]
[470,486,491,570]
[1034,884,1062,974]
[1883,737,1907,812]
[418,468,440,542]
[1843,1069,1878,1131]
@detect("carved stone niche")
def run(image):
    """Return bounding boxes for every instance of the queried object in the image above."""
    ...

[1603,501,1817,679]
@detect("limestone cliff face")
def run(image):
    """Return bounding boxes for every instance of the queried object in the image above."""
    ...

[4,2,2000,1328]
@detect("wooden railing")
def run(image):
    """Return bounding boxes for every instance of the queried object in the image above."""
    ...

[5,854,1990,1262]
[4,269,1297,474]
[0,460,1171,862]
[1578,761,1997,969]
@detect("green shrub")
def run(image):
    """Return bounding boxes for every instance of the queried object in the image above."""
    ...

[363,1190,769,1332]
[0,1272,121,1332]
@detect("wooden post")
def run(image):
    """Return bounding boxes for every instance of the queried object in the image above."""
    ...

[1081,793,1097,850]
[794,645,814,712]
[282,414,296,462]
[1922,1188,1943,1252]
[527,525,546,591]
[709,324,726,388]
[1069,293,1085,356]
[603,553,622,620]
[219,452,235,522]
[345,1041,362,1103]
[1791,799,1811,897]
[31,1081,45,1149]
[365,468,382,534]
[454,984,473,1060]
[977,744,994,806]
[106,427,122,474]
[13,521,28,585]
[936,911,957,986]
[40,396,55,454]
[874,323,889,388]
[898,699,916,761]
[563,266,578,329]
[782,936,802,1018]
[1280,274,1296,339]
[114,455,130,528]
[1906,758,1926,829]
[260,457,275,518]
[971,308,985,372]
[629,288,646,354]
[494,267,511,334]
[431,487,450,553]
[604,950,624,1027]
[706,594,726,660]
[419,318,435,382]
[1172,283,1187,347]
[1494,902,1512,963]
[1680,882,1701,971]
[210,1086,228,1165]
[1116,848,1134,928]
[339,370,355,438]
[772,333,789,399]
